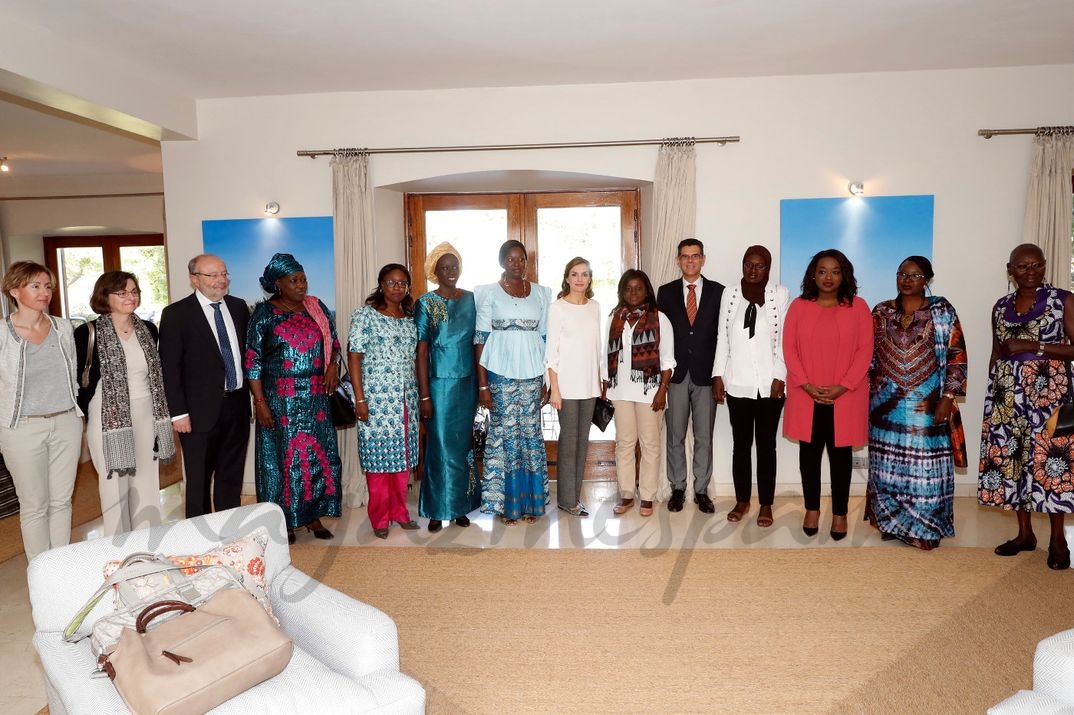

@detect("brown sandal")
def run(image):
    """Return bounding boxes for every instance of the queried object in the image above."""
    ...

[639,500,654,517]
[756,505,774,528]
[727,502,750,522]
[612,498,635,515]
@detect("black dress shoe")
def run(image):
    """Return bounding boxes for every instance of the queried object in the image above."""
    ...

[668,489,685,512]
[995,538,1037,556]
[1048,545,1071,570]
[454,515,471,527]
[694,493,715,514]
[428,520,443,533]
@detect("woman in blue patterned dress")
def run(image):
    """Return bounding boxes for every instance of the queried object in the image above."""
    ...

[867,256,967,550]
[474,240,552,525]
[980,243,1074,570]
[349,264,421,539]
[416,243,480,533]
[245,253,341,545]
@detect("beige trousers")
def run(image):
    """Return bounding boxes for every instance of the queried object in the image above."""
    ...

[0,409,82,562]
[87,391,162,536]
[612,399,663,501]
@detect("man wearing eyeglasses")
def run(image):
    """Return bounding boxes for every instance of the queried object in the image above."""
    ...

[158,254,251,518]
[657,239,724,515]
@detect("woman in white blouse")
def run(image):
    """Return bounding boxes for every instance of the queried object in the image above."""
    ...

[711,246,790,528]
[602,270,675,517]
[546,257,603,517]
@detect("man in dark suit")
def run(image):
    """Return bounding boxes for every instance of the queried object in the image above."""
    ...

[656,238,724,514]
[159,254,251,518]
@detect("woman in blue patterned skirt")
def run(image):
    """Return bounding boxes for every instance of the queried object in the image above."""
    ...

[867,256,966,550]
[474,240,552,525]
[349,264,421,539]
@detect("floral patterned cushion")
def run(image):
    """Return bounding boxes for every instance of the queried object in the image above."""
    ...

[102,527,272,614]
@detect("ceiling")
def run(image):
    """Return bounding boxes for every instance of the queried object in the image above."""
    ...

[1,0,1073,181]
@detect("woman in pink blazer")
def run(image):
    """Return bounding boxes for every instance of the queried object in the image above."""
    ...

[783,249,873,540]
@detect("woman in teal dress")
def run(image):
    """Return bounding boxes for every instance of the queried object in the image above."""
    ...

[245,253,341,544]
[416,243,480,533]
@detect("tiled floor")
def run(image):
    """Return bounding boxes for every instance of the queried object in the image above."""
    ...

[1,482,1044,714]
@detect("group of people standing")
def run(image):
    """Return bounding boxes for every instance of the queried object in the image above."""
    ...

[0,238,1070,571]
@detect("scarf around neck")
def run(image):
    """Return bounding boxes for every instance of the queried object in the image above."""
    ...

[95,313,176,478]
[606,305,662,394]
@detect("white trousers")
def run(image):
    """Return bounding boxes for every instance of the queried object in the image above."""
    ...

[0,409,82,562]
[612,400,663,501]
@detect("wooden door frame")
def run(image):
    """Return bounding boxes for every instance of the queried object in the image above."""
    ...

[42,234,164,316]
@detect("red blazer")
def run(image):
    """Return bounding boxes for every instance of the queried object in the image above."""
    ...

[782,296,873,447]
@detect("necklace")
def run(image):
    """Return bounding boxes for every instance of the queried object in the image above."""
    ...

[500,278,530,299]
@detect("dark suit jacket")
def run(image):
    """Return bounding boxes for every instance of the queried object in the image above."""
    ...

[73,319,159,414]
[158,293,250,432]
[657,275,724,386]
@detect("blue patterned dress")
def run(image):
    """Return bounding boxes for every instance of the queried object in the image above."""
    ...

[244,300,341,529]
[979,286,1074,513]
[348,306,419,473]
[474,282,552,519]
[415,291,481,520]
[867,297,967,541]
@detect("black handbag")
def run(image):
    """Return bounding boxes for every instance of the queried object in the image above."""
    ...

[1047,403,1074,438]
[592,397,614,432]
[330,368,357,428]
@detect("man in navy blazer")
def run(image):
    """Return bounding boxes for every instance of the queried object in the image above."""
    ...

[159,254,251,518]
[656,239,724,514]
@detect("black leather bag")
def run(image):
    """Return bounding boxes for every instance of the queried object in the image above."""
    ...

[592,397,614,432]
[1047,403,1074,438]
[331,370,357,428]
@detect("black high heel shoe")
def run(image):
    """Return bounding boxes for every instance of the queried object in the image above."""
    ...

[830,529,847,541]
[287,530,296,545]
[306,520,333,540]
[803,525,819,537]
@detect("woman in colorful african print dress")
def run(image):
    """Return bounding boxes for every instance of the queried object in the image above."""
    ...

[349,263,421,539]
[474,240,552,525]
[246,253,341,545]
[867,256,966,550]
[980,243,1074,570]
[415,243,480,533]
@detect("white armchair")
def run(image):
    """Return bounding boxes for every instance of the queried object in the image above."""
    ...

[27,502,425,714]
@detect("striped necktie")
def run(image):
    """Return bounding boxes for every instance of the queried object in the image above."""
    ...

[686,283,698,326]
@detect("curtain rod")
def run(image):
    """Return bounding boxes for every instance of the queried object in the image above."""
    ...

[978,126,1074,139]
[297,135,739,158]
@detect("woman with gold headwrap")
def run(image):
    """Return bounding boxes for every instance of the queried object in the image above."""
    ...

[415,243,480,532]
[245,253,342,544]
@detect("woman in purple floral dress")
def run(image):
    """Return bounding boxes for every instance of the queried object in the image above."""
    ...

[979,243,1074,570]
[245,253,341,544]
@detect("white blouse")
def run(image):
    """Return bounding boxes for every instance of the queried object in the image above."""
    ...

[601,311,677,404]
[711,284,789,399]
[545,298,603,399]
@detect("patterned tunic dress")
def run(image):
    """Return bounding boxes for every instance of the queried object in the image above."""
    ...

[867,297,967,541]
[348,306,419,473]
[244,300,342,529]
[979,286,1074,513]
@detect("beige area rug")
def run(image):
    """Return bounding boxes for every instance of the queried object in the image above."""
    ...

[288,545,1074,714]
[0,453,183,564]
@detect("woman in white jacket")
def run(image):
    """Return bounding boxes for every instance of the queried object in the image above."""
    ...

[711,246,790,528]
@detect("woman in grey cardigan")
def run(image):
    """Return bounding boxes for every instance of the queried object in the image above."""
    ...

[0,261,83,562]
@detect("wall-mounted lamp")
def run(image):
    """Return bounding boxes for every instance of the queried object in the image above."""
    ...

[263,201,280,216]
[848,181,864,196]
[0,157,9,173]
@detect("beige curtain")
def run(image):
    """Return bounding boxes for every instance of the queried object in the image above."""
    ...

[648,139,697,285]
[1022,129,1074,289]
[331,152,377,507]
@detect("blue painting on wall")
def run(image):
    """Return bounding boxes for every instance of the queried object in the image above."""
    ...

[202,217,335,312]
[779,195,934,311]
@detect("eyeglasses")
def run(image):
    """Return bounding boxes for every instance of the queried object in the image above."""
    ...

[192,272,230,279]
[896,272,926,281]
[1011,262,1046,271]
[679,254,703,261]
[382,280,409,288]
[743,262,769,270]
[110,289,141,298]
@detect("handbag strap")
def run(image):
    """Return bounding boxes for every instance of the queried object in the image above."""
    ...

[136,600,195,633]
[63,559,203,642]
[80,321,95,389]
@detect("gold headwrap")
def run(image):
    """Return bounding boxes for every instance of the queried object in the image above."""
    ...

[425,242,463,285]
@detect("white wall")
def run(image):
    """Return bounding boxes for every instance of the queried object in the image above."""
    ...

[160,64,1074,491]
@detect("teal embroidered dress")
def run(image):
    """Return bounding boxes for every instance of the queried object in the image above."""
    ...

[348,306,419,472]
[415,291,481,520]
[244,300,341,529]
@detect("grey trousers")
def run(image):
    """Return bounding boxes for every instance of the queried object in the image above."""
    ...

[556,398,596,508]
[665,375,717,494]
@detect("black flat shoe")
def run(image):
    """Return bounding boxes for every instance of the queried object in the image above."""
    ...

[995,538,1037,556]
[454,515,471,527]
[428,520,443,533]
[306,522,333,540]
[1048,545,1071,570]
[373,527,389,539]
[396,519,420,530]
[830,530,847,541]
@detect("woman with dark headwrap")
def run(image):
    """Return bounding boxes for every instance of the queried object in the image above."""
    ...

[712,246,789,528]
[245,253,342,544]
[415,242,480,533]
